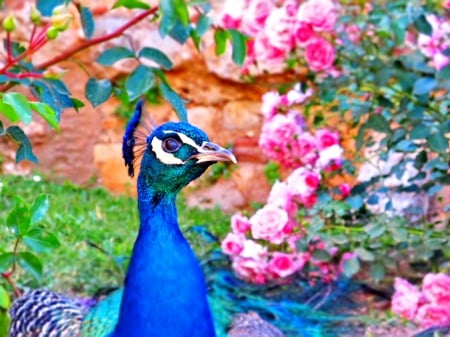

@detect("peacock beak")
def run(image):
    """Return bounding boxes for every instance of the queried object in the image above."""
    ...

[190,141,237,164]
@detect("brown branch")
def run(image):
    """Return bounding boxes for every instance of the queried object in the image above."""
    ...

[36,6,159,70]
[1,238,23,298]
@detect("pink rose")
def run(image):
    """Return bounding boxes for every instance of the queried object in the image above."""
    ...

[444,0,450,9]
[293,21,315,46]
[317,144,343,169]
[268,252,298,278]
[338,183,351,198]
[391,277,424,320]
[290,131,318,166]
[315,128,339,150]
[218,1,246,29]
[422,273,450,305]
[305,37,336,71]
[285,83,313,105]
[267,180,298,216]
[264,7,296,52]
[259,112,306,167]
[240,239,268,259]
[261,91,282,119]
[241,0,275,36]
[221,232,245,255]
[253,32,287,72]
[286,167,321,197]
[299,193,318,208]
[250,204,288,244]
[231,214,251,234]
[416,303,450,328]
[433,53,450,70]
[232,255,268,284]
[297,0,338,32]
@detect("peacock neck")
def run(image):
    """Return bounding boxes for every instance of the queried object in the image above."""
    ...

[112,185,216,337]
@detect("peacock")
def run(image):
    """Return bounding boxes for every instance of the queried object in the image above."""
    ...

[8,100,238,337]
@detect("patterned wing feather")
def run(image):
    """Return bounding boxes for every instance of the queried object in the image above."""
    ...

[9,289,85,337]
[81,289,123,337]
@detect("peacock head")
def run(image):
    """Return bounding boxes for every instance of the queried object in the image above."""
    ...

[123,101,237,194]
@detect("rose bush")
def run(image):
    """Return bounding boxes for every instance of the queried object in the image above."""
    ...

[218,0,450,308]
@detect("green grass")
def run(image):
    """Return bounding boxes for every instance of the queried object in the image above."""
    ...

[0,174,231,295]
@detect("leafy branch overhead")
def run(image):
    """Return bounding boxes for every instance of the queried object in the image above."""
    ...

[0,0,246,163]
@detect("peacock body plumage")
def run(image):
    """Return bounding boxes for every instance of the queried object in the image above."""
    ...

[9,102,236,337]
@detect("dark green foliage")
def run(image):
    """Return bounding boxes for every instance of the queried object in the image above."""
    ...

[113,0,151,10]
[0,174,230,294]
[85,79,113,107]
[79,6,95,40]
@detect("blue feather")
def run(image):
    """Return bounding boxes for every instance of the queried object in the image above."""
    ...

[122,99,144,177]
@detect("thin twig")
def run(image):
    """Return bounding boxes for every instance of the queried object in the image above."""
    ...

[36,7,159,70]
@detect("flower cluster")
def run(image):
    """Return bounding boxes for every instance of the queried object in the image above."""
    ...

[417,14,450,70]
[391,274,450,328]
[259,84,343,172]
[221,84,351,284]
[218,0,339,74]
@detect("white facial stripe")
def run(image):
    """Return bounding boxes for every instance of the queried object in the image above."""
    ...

[162,130,203,152]
[151,137,185,165]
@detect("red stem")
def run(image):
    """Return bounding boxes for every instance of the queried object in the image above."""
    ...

[36,7,159,70]
[1,272,21,298]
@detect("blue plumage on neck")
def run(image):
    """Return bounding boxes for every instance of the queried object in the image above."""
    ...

[112,184,216,337]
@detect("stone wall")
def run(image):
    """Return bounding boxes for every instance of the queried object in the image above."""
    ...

[0,1,278,211]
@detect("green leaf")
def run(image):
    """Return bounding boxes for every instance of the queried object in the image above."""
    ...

[79,6,95,40]
[331,234,349,245]
[126,65,155,101]
[23,228,60,253]
[437,64,450,80]
[312,249,331,262]
[343,256,360,278]
[427,132,448,154]
[0,101,19,122]
[355,247,375,262]
[365,223,386,239]
[214,29,228,56]
[395,139,418,152]
[6,126,38,164]
[0,120,3,134]
[370,262,385,282]
[160,0,177,36]
[30,102,60,129]
[346,195,364,210]
[413,77,437,95]
[96,47,135,66]
[366,114,390,133]
[113,0,150,9]
[71,98,85,111]
[30,194,50,225]
[138,47,173,70]
[196,14,212,37]
[36,0,65,16]
[17,252,43,280]
[0,285,10,310]
[173,0,190,26]
[85,78,113,107]
[413,150,427,170]
[6,196,31,236]
[16,143,39,164]
[228,29,247,66]
[414,14,432,36]
[410,124,430,140]
[0,253,14,273]
[2,92,33,124]
[159,83,188,123]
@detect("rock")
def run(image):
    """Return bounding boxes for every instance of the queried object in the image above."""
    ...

[228,312,285,337]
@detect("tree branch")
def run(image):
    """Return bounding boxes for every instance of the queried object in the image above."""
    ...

[36,6,159,70]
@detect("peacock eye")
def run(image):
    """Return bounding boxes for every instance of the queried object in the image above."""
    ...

[162,137,182,153]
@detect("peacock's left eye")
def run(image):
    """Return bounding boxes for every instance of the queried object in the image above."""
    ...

[162,138,182,153]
